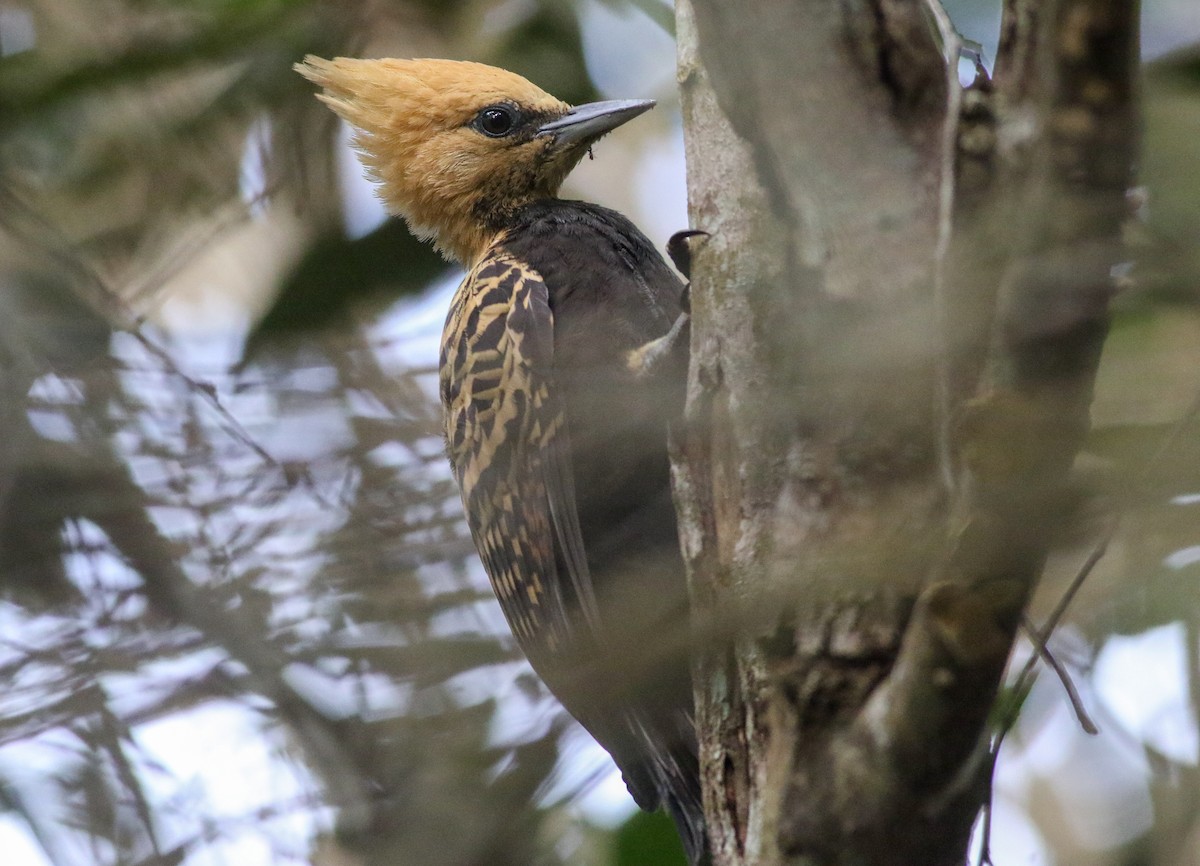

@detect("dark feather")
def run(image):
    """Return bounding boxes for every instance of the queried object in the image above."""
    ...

[440,200,705,863]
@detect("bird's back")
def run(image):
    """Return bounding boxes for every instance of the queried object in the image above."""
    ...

[502,199,685,566]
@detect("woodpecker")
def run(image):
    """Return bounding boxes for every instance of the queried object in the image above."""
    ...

[297,57,704,862]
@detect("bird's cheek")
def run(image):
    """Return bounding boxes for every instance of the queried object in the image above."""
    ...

[417,141,481,198]
[518,141,569,195]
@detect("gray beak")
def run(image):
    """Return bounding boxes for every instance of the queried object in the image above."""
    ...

[537,99,656,146]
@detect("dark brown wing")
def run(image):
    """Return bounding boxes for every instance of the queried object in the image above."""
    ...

[441,209,705,865]
[440,248,599,665]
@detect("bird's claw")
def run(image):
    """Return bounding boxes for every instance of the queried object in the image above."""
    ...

[667,229,710,282]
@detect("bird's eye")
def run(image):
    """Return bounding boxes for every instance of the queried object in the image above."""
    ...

[476,105,516,137]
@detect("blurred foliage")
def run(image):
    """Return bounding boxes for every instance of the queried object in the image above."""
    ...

[242,218,447,360]
[0,1,685,865]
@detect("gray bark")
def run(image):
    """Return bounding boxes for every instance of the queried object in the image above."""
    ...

[674,0,1139,863]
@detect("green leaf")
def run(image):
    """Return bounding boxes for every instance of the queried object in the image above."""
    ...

[612,809,688,866]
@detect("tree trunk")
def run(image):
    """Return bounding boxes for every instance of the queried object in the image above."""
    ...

[673,0,1139,863]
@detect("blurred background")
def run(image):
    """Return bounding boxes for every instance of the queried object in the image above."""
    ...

[0,1,1198,864]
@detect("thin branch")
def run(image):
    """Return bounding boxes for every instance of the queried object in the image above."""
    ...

[0,180,347,513]
[976,670,1037,866]
[94,700,166,860]
[1020,615,1097,734]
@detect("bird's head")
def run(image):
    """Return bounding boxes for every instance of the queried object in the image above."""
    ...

[296,56,655,264]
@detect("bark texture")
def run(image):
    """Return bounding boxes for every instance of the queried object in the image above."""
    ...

[674,0,1140,863]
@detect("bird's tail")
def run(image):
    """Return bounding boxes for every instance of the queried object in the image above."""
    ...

[631,713,710,866]
[660,759,709,866]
